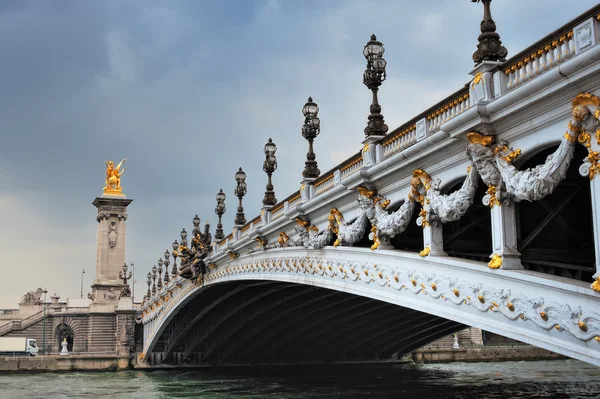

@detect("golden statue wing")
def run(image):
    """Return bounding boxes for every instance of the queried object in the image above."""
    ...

[115,158,128,173]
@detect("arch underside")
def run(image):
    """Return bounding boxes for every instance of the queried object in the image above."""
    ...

[151,281,464,365]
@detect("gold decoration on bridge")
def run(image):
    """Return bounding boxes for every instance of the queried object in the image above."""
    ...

[356,186,377,199]
[488,254,503,269]
[103,159,127,196]
[471,72,484,87]
[277,232,290,247]
[466,132,494,147]
[254,236,268,248]
[486,185,501,208]
[499,147,521,163]
[370,225,380,250]
[228,251,239,260]
[577,131,600,180]
[419,246,431,257]
[294,217,310,228]
[591,277,600,293]
[572,92,600,109]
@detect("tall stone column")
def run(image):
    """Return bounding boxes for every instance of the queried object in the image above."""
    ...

[90,196,133,304]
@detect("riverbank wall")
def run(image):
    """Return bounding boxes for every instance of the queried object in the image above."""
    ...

[0,346,565,372]
[411,346,566,364]
[0,354,131,373]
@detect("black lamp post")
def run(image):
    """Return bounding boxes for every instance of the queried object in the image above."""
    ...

[157,258,163,291]
[151,265,157,295]
[192,214,201,236]
[119,263,132,297]
[234,167,247,226]
[471,0,507,65]
[180,228,188,248]
[215,189,226,240]
[263,138,278,206]
[163,250,170,284]
[363,34,388,137]
[301,97,321,179]
[146,272,152,300]
[171,240,179,277]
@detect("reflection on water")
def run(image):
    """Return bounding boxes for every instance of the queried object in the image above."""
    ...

[2,360,600,399]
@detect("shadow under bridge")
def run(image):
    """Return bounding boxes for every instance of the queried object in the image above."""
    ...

[149,281,464,365]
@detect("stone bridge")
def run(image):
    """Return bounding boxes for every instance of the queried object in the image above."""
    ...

[140,5,600,367]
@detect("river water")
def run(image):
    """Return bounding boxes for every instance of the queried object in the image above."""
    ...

[2,360,600,399]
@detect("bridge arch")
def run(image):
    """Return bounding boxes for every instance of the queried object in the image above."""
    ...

[142,247,600,367]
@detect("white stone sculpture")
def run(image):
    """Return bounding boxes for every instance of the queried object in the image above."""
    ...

[465,133,504,203]
[494,121,580,202]
[329,208,369,247]
[427,165,480,223]
[60,338,69,356]
[357,186,417,250]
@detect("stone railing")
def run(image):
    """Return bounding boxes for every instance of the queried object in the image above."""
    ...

[286,192,302,208]
[0,310,45,336]
[497,5,600,93]
[382,125,417,159]
[504,33,575,91]
[340,155,363,180]
[314,174,335,196]
[426,92,471,133]
[270,202,285,221]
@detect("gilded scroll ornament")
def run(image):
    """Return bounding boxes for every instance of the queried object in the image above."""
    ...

[103,159,127,196]
[572,93,600,180]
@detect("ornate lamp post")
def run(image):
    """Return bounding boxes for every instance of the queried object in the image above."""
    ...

[151,265,157,295]
[163,249,171,284]
[180,228,188,248]
[171,240,179,277]
[263,138,278,206]
[234,167,247,226]
[215,189,226,240]
[157,258,164,291]
[192,214,201,236]
[119,263,132,297]
[363,34,388,138]
[471,0,507,65]
[301,97,321,179]
[146,272,152,300]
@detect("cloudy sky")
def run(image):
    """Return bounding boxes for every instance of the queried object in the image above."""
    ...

[0,0,597,308]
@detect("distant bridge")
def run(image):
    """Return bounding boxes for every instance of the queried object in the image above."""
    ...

[140,5,600,367]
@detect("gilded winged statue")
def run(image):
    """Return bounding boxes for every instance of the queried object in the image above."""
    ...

[103,159,127,195]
